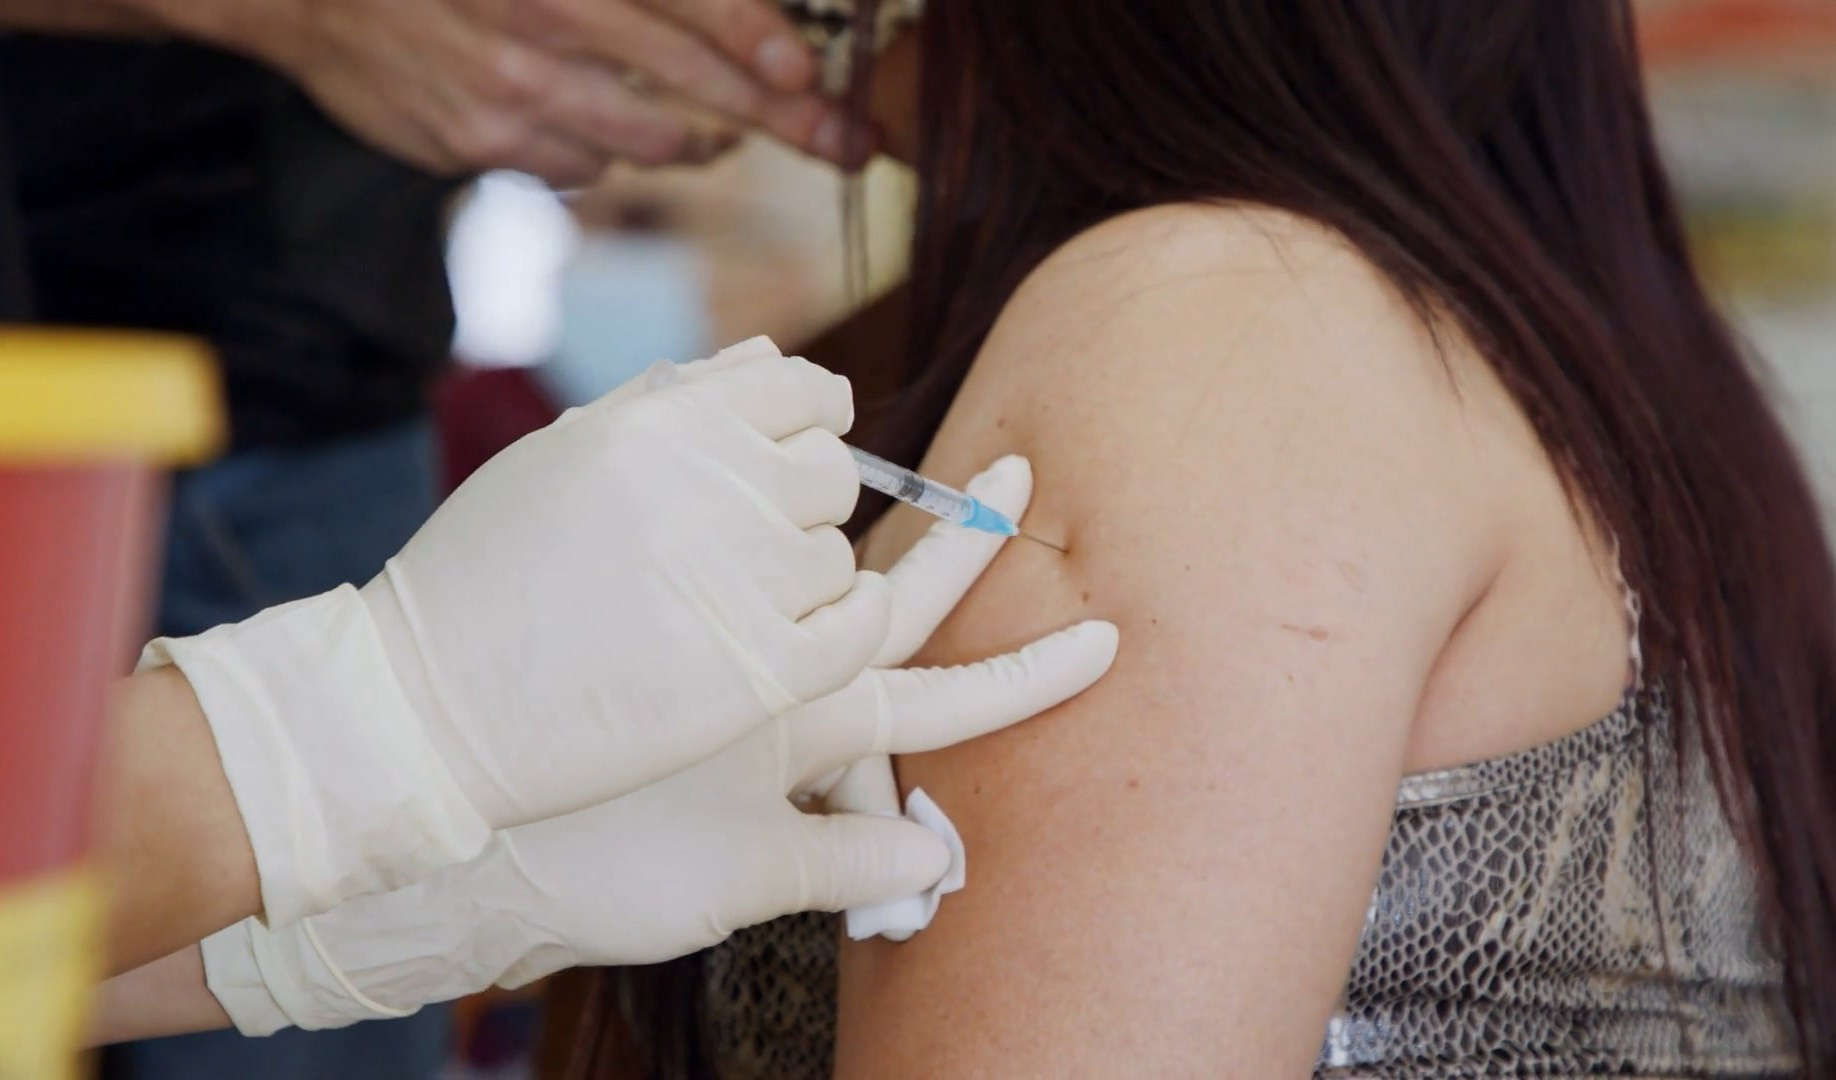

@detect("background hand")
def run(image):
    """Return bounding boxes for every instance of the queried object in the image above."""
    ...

[146,0,854,184]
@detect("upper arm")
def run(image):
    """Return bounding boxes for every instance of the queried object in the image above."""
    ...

[838,206,1505,1077]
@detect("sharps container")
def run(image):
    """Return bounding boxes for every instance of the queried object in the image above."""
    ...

[0,330,220,1078]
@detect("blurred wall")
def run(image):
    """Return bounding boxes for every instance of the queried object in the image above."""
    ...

[1643,0,1836,532]
[575,140,914,350]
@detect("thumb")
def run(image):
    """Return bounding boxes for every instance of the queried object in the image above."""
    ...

[823,755,900,815]
[793,813,951,913]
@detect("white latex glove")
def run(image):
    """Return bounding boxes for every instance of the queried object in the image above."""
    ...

[198,457,1117,1035]
[142,338,894,926]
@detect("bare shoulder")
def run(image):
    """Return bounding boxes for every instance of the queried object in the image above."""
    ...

[869,200,1511,619]
[1011,199,1372,307]
[840,204,1519,1073]
[999,199,1420,359]
[985,201,1468,447]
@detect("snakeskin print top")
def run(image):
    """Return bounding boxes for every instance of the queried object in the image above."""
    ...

[1317,686,1794,1076]
[701,688,1796,1078]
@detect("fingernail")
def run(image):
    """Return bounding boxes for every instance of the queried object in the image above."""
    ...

[756,35,814,89]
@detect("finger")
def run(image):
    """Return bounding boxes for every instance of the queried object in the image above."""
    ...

[824,755,900,815]
[635,0,816,93]
[782,571,891,703]
[550,0,775,122]
[540,61,691,166]
[424,24,611,180]
[743,86,884,166]
[769,428,860,529]
[568,337,771,422]
[507,128,617,187]
[566,337,774,423]
[524,0,835,156]
[701,424,856,537]
[876,455,1035,666]
[795,619,1119,779]
[685,353,854,440]
[824,765,925,942]
[679,336,783,379]
[557,9,837,163]
[753,524,856,623]
[881,620,1119,753]
[792,813,950,913]
[431,89,611,185]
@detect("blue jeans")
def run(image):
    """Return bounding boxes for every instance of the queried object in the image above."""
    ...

[102,418,454,1080]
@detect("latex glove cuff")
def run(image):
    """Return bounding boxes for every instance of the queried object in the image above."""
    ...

[202,912,415,1036]
[201,833,543,1034]
[199,920,293,1037]
[140,585,493,926]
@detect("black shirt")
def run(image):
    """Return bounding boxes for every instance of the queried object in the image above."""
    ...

[0,37,462,449]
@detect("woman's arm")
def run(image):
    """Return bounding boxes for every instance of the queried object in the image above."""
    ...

[838,205,1509,1076]
[87,946,230,1046]
[101,669,261,973]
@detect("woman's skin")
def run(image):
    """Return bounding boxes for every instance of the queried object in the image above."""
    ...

[88,945,226,1045]
[833,204,1633,1075]
[101,669,262,974]
[82,671,248,1043]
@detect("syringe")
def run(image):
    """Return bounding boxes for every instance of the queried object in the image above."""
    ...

[850,446,1066,552]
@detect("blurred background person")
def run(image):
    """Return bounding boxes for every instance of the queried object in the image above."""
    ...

[0,37,457,1078]
[0,1,854,1076]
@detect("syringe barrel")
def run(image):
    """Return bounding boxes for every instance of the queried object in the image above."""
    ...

[849,446,974,524]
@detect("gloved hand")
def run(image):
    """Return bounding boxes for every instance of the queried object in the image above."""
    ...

[197,457,1117,1035]
[143,338,894,926]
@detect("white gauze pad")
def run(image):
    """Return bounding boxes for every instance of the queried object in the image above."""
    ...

[844,787,965,941]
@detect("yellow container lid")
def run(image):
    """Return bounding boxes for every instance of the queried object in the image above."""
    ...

[0,329,223,464]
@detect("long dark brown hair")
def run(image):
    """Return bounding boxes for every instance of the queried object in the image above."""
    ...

[569,3,1836,1074]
